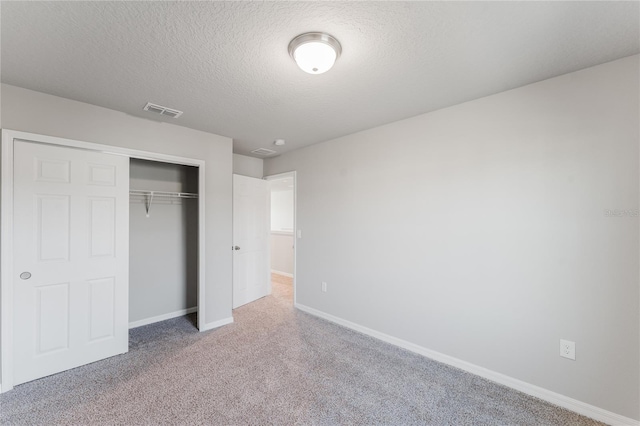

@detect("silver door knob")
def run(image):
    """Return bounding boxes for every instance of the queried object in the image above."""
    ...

[234,246,241,250]
[20,272,32,280]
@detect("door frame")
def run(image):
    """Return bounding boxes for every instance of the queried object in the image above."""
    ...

[264,171,297,305]
[0,129,206,393]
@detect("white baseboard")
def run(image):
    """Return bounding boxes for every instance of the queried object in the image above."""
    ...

[199,316,234,332]
[271,269,293,278]
[295,303,639,426]
[129,307,198,329]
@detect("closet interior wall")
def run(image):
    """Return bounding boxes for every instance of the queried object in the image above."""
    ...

[129,158,199,326]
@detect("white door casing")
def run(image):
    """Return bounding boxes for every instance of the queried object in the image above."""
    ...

[232,174,270,309]
[265,171,297,306]
[12,140,129,386]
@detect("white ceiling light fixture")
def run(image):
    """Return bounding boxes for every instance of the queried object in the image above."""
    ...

[274,139,286,146]
[288,32,342,75]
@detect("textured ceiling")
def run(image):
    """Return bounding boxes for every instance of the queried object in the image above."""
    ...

[1,2,638,157]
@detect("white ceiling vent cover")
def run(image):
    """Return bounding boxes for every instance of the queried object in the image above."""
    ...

[143,102,183,118]
[251,148,277,156]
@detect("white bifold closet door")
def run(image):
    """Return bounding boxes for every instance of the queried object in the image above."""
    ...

[12,140,129,386]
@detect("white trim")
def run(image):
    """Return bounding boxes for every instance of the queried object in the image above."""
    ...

[271,269,293,278]
[198,316,234,332]
[0,129,208,393]
[264,171,296,180]
[270,230,293,236]
[6,130,204,166]
[196,163,206,330]
[295,303,639,426]
[266,179,272,296]
[129,307,198,329]
[265,171,297,305]
[1,132,15,393]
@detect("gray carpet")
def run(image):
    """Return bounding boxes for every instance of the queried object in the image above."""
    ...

[0,278,603,425]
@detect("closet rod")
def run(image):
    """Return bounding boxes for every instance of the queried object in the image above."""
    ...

[129,189,199,199]
[129,190,198,217]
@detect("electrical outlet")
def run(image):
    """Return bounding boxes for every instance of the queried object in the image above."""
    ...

[321,281,327,292]
[560,339,576,360]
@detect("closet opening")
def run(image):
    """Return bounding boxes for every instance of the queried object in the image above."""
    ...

[0,129,209,392]
[129,158,200,329]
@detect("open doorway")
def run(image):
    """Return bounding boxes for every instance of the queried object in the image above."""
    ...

[265,172,296,305]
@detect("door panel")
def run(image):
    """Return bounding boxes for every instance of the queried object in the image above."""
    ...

[36,282,70,354]
[13,140,129,386]
[37,195,71,261]
[88,277,116,341]
[89,197,116,257]
[233,174,270,309]
[35,158,70,183]
[88,164,117,186]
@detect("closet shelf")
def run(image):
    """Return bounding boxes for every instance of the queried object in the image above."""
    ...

[129,189,198,199]
[129,189,198,217]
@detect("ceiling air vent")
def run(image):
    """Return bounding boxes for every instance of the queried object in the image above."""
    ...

[251,148,277,156]
[143,102,183,118]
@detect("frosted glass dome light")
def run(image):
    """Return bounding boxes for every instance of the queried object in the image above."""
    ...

[288,33,342,75]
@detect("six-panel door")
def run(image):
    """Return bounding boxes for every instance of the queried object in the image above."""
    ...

[13,140,129,385]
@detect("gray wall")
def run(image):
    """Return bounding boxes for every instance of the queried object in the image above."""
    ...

[1,84,234,330]
[129,159,198,323]
[233,153,263,178]
[270,187,294,275]
[271,189,294,231]
[270,233,294,275]
[264,56,639,420]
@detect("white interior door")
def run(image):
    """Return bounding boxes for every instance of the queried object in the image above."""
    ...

[13,140,129,386]
[233,174,270,309]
